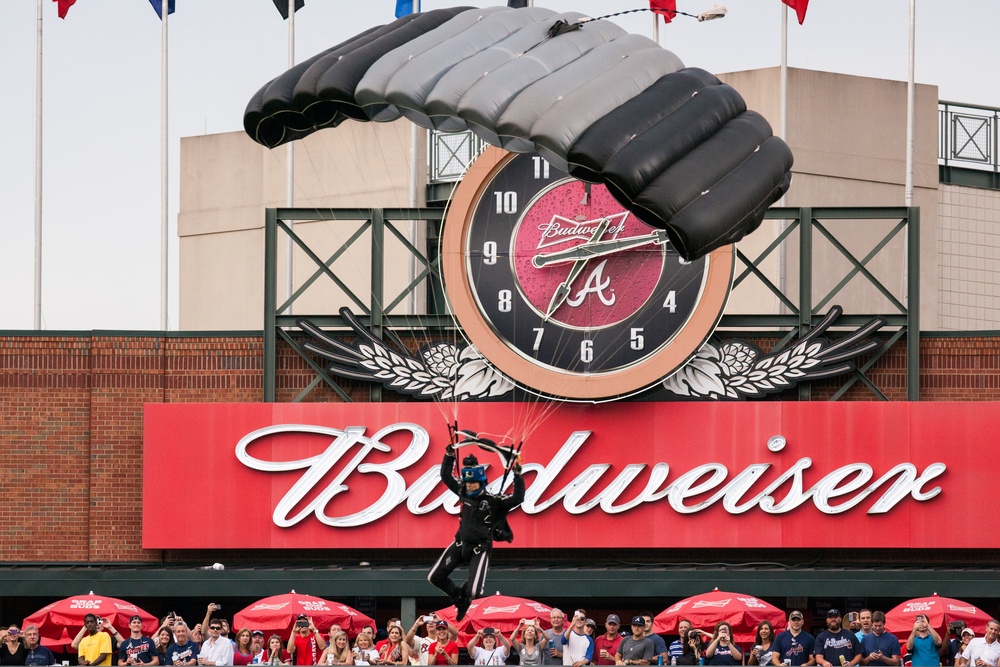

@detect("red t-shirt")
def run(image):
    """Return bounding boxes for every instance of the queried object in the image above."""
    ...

[427,640,458,665]
[293,633,321,665]
[595,634,623,665]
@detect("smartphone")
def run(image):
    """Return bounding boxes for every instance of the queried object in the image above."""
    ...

[423,616,434,623]
[214,604,223,611]
[525,620,534,627]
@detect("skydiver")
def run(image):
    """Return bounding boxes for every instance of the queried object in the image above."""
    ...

[427,440,525,621]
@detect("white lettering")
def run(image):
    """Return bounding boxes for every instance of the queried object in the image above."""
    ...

[235,424,946,528]
[565,260,615,307]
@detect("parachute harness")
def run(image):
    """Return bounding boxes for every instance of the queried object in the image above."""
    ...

[448,420,523,494]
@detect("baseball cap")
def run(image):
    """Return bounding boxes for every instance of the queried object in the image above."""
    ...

[129,615,142,622]
[631,616,645,626]
[962,628,975,637]
[252,630,265,637]
[789,612,804,621]
[297,614,308,620]
[826,609,841,618]
[606,615,621,625]
[586,619,596,627]
[436,621,448,629]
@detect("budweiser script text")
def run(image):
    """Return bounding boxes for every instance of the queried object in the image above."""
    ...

[234,423,945,528]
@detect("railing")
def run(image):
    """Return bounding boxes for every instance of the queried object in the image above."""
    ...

[939,100,1000,172]
[429,130,487,182]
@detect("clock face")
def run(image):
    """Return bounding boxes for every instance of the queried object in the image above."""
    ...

[441,147,734,401]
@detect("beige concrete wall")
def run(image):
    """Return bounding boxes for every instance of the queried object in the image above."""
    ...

[719,68,939,327]
[939,184,1000,329]
[178,121,426,330]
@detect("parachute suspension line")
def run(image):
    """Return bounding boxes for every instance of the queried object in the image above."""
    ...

[578,6,719,24]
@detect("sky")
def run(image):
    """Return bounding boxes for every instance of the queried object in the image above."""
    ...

[1,0,997,332]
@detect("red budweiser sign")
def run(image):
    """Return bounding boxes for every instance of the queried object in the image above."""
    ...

[142,401,986,549]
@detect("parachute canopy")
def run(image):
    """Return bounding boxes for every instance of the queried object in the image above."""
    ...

[243,6,793,261]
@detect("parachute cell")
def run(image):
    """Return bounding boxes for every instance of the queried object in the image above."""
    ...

[242,6,794,261]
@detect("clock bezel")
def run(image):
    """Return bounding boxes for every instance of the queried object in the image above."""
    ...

[441,146,734,401]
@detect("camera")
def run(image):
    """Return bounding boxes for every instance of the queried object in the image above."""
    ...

[297,620,309,628]
[8,629,19,637]
[687,630,700,642]
[525,620,534,627]
[213,603,223,611]
[424,616,434,623]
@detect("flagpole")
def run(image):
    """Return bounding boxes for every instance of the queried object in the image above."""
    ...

[34,0,43,329]
[407,0,421,314]
[904,0,915,206]
[780,4,788,142]
[161,0,169,330]
[778,4,789,313]
[286,3,296,314]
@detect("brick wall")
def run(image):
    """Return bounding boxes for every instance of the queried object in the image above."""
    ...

[1,332,998,563]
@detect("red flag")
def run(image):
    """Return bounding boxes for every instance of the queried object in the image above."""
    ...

[649,0,677,23]
[54,0,76,19]
[783,0,808,24]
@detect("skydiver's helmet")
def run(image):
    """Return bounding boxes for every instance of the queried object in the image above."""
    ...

[461,454,487,496]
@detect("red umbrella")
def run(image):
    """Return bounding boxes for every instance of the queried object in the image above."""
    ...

[654,589,786,643]
[434,593,553,644]
[886,594,991,636]
[23,592,159,642]
[233,592,374,639]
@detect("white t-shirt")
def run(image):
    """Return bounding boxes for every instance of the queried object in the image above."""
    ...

[966,638,1000,667]
[473,646,509,665]
[413,637,435,666]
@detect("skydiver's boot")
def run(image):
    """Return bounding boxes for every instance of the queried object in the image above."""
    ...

[454,585,472,622]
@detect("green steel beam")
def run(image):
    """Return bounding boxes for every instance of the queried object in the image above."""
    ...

[264,205,920,404]
[264,208,278,403]
[908,207,921,400]
[0,566,997,600]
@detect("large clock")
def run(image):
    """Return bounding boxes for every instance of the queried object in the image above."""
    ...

[441,147,734,401]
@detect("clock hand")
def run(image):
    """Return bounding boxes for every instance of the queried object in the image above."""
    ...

[543,217,611,321]
[532,228,669,268]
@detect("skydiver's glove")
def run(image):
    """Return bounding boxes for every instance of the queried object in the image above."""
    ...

[445,444,455,457]
[512,463,522,475]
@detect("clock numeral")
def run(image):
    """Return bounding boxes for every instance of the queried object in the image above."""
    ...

[532,327,544,352]
[663,290,677,313]
[483,241,498,265]
[494,191,518,214]
[532,156,550,179]
[630,328,645,351]
[498,289,512,313]
[580,339,594,364]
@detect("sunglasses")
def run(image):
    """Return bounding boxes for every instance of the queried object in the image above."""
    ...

[209,626,222,630]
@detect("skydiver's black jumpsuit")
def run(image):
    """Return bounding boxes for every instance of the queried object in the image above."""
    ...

[427,449,525,604]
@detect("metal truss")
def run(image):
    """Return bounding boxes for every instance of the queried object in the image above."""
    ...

[264,206,919,402]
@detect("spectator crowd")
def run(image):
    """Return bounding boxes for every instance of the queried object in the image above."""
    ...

[2,604,998,667]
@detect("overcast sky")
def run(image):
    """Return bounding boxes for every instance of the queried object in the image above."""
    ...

[1,0,997,331]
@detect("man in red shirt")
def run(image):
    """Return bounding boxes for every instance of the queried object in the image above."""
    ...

[286,615,326,666]
[595,615,623,666]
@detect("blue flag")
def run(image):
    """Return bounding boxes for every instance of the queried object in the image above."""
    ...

[394,0,412,18]
[147,0,175,18]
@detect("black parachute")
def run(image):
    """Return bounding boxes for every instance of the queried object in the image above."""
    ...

[243,6,793,261]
